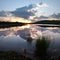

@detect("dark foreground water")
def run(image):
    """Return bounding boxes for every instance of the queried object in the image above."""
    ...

[0,24,60,57]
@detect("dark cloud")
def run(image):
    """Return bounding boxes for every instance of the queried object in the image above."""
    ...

[11,4,37,19]
[39,13,60,19]
[50,13,60,18]
[10,3,48,19]
[0,11,6,16]
[34,13,60,20]
[33,15,48,21]
[0,4,37,19]
[39,16,48,19]
[0,3,60,21]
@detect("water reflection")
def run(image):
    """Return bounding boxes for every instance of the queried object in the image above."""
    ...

[0,24,60,56]
[34,37,50,60]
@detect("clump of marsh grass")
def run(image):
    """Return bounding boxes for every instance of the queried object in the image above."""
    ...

[34,36,50,60]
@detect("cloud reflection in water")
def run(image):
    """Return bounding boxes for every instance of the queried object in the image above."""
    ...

[0,24,60,55]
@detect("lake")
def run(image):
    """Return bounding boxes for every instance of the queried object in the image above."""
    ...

[0,24,60,57]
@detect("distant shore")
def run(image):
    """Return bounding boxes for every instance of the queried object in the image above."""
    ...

[0,20,60,28]
[33,20,60,25]
[0,21,27,28]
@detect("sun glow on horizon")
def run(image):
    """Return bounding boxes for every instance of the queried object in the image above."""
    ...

[10,17,32,23]
[11,18,31,23]
[0,16,32,23]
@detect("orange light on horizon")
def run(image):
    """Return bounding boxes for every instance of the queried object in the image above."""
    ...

[0,16,32,23]
[10,17,32,23]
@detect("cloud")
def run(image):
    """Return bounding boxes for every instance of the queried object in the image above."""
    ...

[0,12,31,23]
[11,3,48,19]
[50,13,60,18]
[0,3,48,22]
[0,3,60,22]
[32,13,60,21]
[37,3,48,7]
[11,4,37,19]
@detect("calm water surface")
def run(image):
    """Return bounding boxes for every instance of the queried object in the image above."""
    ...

[0,24,60,56]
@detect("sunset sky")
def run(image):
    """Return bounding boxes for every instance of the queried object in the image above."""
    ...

[0,0,60,22]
